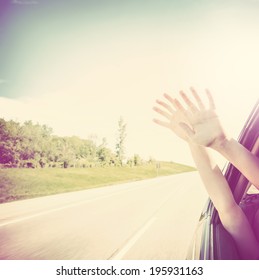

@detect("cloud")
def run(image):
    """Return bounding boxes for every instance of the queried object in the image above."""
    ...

[12,0,38,5]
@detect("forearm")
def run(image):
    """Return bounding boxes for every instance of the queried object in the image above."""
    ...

[212,138,259,188]
[188,143,236,213]
[188,143,259,259]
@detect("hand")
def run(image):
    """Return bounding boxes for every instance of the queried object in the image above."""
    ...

[153,87,226,147]
[153,93,190,142]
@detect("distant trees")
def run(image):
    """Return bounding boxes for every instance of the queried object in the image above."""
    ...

[115,116,127,166]
[0,118,145,168]
[0,119,53,168]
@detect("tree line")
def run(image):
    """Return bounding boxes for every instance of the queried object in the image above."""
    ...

[0,117,144,168]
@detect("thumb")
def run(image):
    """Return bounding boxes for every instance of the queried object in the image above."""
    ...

[179,122,194,138]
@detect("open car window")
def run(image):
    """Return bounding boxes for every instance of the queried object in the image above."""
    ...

[239,136,259,198]
[187,101,259,260]
[247,185,259,195]
[211,102,259,260]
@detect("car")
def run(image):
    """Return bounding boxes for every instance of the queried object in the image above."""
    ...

[187,100,259,260]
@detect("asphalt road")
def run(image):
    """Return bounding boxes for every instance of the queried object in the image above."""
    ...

[0,171,208,260]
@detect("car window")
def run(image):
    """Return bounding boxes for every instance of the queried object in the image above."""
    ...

[232,135,259,203]
[239,136,259,199]
[246,137,259,195]
[247,184,259,194]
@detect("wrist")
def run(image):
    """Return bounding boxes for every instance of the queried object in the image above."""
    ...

[188,141,206,152]
[209,135,230,152]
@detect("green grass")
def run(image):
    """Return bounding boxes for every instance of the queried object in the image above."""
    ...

[0,162,196,203]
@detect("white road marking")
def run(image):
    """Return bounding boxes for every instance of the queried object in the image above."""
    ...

[108,185,179,260]
[108,217,156,260]
[0,201,87,227]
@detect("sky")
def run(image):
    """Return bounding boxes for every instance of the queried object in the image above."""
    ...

[0,0,258,166]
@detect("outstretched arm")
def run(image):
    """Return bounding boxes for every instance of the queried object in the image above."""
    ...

[153,89,259,259]
[211,137,259,189]
[189,143,258,259]
[189,89,259,188]
[162,88,259,188]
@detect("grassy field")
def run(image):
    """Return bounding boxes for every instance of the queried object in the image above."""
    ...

[0,162,195,203]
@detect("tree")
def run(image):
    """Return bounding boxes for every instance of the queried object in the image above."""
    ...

[97,137,114,166]
[19,121,53,168]
[133,154,143,166]
[0,118,117,169]
[127,154,143,167]
[115,117,127,166]
[0,119,21,167]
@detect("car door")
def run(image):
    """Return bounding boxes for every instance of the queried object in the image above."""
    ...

[187,100,259,260]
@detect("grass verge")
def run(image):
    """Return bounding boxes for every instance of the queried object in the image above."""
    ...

[0,162,195,203]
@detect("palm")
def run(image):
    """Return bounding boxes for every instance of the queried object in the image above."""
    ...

[167,110,190,142]
[185,109,224,147]
[153,88,225,147]
[153,95,189,142]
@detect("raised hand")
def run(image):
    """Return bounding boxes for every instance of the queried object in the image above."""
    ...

[153,93,190,142]
[153,88,226,147]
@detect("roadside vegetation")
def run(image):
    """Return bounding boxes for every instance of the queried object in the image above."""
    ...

[0,117,130,169]
[0,162,195,203]
[0,117,195,203]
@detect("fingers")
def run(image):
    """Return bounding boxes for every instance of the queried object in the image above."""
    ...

[205,89,216,110]
[153,118,170,129]
[153,88,215,119]
[155,99,175,114]
[180,90,198,113]
[179,122,194,138]
[154,93,187,117]
[164,93,185,111]
[181,87,215,111]
[152,106,171,121]
[190,87,205,110]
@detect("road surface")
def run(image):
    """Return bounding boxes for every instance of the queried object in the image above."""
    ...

[0,171,208,260]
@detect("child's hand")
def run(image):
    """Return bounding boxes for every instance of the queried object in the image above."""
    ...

[153,88,226,148]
